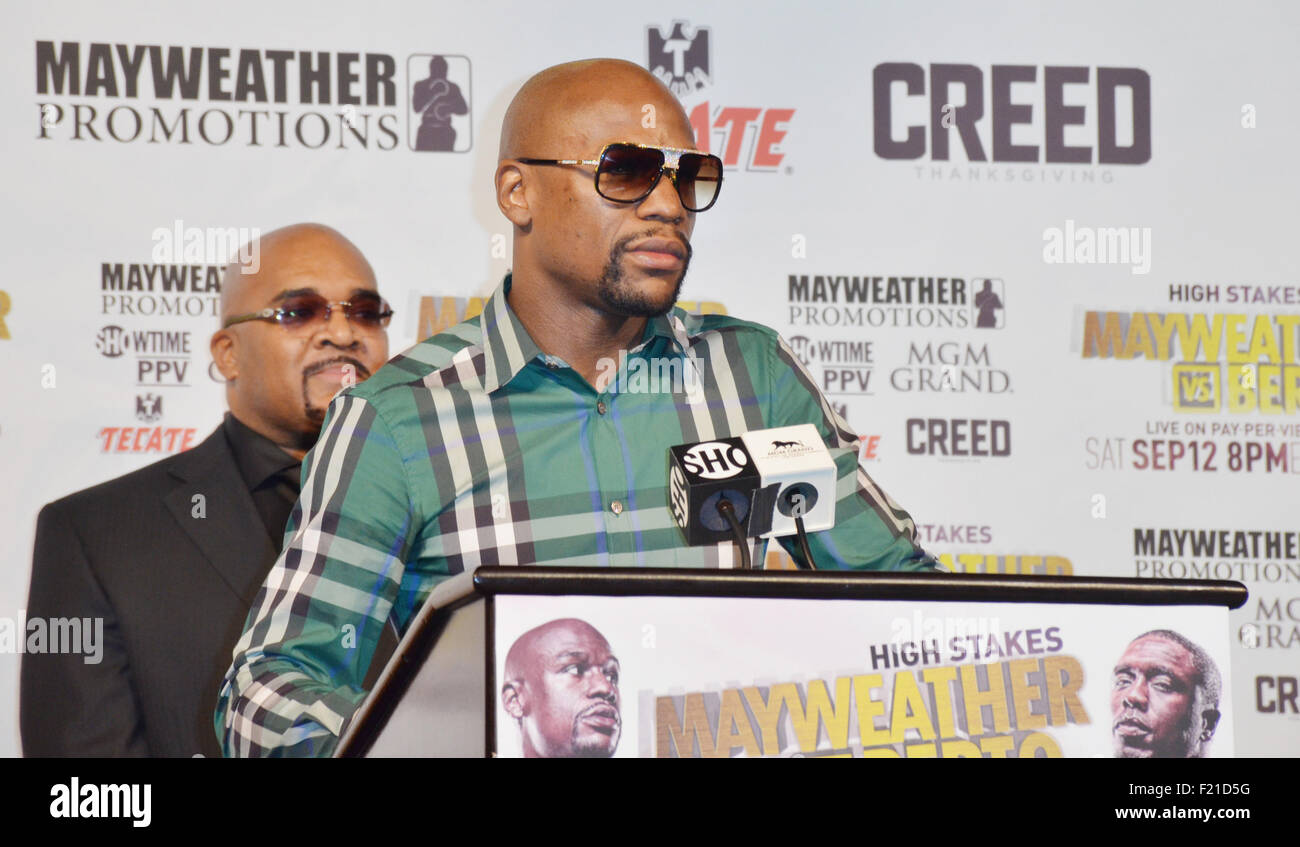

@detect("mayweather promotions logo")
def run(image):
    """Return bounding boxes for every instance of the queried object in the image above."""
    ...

[787,274,1003,330]
[34,41,472,152]
[1133,526,1299,651]
[645,21,793,171]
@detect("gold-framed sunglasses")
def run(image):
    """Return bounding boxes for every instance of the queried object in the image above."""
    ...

[223,291,393,330]
[517,142,724,212]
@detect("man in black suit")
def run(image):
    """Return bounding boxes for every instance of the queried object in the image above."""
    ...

[21,223,392,756]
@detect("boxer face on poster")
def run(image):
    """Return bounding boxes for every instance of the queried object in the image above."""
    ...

[502,619,622,757]
[211,223,391,458]
[1110,632,1221,758]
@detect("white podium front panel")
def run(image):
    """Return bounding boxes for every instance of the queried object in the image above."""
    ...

[493,595,1232,759]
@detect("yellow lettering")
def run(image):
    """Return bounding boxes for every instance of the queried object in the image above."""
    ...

[1043,556,1073,575]
[1228,367,1258,413]
[1018,731,1064,758]
[1124,313,1155,359]
[889,670,936,742]
[921,666,959,738]
[742,686,786,755]
[1176,313,1224,361]
[1285,366,1300,414]
[940,739,983,758]
[960,662,1011,735]
[853,674,892,747]
[1276,315,1300,363]
[656,694,716,758]
[1258,364,1284,414]
[1245,314,1281,363]
[1043,656,1090,726]
[677,300,728,315]
[1008,658,1048,730]
[978,734,1016,758]
[1224,314,1249,361]
[714,688,762,758]
[1148,312,1181,360]
[416,296,460,341]
[787,677,854,752]
[1082,311,1125,358]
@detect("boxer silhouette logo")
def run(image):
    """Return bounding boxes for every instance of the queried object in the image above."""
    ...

[407,54,472,152]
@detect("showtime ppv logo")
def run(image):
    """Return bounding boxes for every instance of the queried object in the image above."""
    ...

[647,21,793,171]
[788,335,875,396]
[872,63,1151,164]
[34,41,471,152]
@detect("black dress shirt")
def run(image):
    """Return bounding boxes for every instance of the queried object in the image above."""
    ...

[221,413,302,550]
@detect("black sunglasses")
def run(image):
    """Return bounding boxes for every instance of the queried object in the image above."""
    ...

[223,291,393,330]
[517,142,724,212]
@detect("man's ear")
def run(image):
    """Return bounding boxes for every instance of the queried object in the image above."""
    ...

[495,161,532,229]
[501,680,526,720]
[210,329,238,382]
[1200,708,1221,741]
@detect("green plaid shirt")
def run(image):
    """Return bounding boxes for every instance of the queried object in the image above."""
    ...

[215,275,934,756]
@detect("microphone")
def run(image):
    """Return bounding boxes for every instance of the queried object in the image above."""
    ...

[668,424,837,567]
[667,436,760,547]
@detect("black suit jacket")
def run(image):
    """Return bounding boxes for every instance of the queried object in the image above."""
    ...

[21,425,277,757]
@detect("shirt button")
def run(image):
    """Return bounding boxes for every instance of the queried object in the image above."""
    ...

[610,500,624,515]
[546,361,559,370]
[597,400,608,415]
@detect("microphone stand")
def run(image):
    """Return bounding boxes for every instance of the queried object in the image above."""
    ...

[792,516,818,570]
[714,499,752,570]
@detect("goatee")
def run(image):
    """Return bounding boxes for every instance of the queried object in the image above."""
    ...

[596,232,692,317]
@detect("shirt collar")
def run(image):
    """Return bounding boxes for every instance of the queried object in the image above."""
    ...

[480,274,697,394]
[479,274,544,394]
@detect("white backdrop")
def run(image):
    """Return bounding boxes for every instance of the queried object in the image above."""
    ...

[2,0,1297,757]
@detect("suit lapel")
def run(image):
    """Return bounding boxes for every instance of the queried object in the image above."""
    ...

[163,427,277,604]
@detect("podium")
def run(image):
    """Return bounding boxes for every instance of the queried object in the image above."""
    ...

[337,567,1245,758]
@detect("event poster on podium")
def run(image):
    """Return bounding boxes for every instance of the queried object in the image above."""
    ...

[493,595,1232,758]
